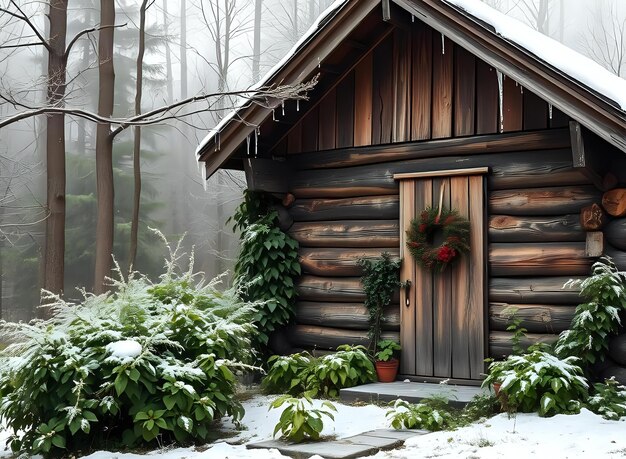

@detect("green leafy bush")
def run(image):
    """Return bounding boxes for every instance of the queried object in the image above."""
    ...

[358,253,401,350]
[309,345,376,398]
[483,348,588,417]
[262,352,315,396]
[555,257,626,367]
[0,236,259,456]
[375,340,401,362]
[586,377,626,420]
[386,398,453,431]
[270,394,336,442]
[231,190,300,344]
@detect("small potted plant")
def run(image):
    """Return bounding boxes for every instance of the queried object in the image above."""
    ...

[375,339,401,382]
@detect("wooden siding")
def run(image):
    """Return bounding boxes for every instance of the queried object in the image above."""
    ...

[277,21,560,156]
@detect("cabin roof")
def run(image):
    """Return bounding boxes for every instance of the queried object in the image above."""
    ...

[197,0,626,177]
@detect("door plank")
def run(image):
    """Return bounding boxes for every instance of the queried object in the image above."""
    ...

[433,177,452,377]
[469,175,486,379]
[400,180,417,375]
[414,179,434,375]
[451,176,471,379]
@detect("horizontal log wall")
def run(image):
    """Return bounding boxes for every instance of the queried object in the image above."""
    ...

[284,136,602,357]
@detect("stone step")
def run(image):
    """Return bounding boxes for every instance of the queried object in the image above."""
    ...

[340,381,488,408]
[247,428,426,459]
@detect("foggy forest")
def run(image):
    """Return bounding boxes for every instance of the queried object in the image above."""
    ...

[1,0,625,323]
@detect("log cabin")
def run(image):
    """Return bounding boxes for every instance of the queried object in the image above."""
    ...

[196,0,626,384]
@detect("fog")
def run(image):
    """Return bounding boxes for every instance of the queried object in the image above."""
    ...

[0,0,624,321]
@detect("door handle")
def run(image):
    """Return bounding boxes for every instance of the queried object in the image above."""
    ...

[400,280,412,307]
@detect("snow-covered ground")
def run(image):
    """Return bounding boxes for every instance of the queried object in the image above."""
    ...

[0,395,624,458]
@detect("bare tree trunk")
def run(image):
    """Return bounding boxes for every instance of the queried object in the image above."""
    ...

[94,0,116,293]
[180,0,188,100]
[129,0,148,273]
[252,0,262,83]
[163,0,173,104]
[42,0,68,315]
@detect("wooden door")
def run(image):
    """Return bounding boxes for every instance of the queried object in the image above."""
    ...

[395,168,488,382]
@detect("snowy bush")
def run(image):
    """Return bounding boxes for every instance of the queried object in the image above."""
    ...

[483,348,589,417]
[263,345,376,398]
[555,257,626,367]
[262,352,314,396]
[386,398,453,431]
[0,236,260,455]
[308,345,376,398]
[586,377,626,420]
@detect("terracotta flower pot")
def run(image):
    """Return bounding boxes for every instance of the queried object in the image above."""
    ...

[493,382,502,396]
[375,358,399,383]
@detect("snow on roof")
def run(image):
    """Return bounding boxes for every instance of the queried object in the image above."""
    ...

[444,0,626,111]
[195,0,349,158]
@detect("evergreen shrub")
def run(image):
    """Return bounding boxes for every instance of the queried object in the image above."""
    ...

[0,235,259,455]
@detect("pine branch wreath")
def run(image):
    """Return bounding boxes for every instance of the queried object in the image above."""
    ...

[406,206,470,272]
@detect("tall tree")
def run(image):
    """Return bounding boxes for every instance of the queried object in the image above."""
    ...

[162,0,174,104]
[128,0,149,272]
[94,0,116,293]
[43,0,69,310]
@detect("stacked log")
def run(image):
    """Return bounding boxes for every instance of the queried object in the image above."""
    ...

[281,141,626,363]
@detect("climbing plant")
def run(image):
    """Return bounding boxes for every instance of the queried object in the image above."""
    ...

[555,257,626,368]
[231,190,300,344]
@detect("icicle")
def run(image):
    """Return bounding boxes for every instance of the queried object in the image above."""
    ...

[412,14,415,23]
[272,108,276,121]
[520,85,524,94]
[196,159,201,173]
[201,163,207,192]
[246,134,251,156]
[297,99,300,112]
[441,33,445,54]
[254,127,259,157]
[217,131,220,151]
[318,57,321,69]
[282,100,285,116]
[496,69,504,133]
[549,103,553,120]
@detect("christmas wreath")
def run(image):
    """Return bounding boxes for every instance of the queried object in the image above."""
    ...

[406,206,470,272]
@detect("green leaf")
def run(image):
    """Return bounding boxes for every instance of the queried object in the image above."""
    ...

[115,373,128,396]
[51,435,66,449]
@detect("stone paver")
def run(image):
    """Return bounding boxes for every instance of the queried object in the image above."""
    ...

[340,381,487,408]
[247,428,426,459]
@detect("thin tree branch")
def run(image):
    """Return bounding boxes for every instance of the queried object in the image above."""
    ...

[64,22,128,59]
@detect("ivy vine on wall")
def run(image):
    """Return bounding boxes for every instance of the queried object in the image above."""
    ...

[230,190,300,344]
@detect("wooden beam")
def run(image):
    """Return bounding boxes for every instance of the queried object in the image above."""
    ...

[291,128,571,170]
[489,242,592,276]
[489,214,584,243]
[244,158,290,193]
[394,167,488,180]
[569,121,605,190]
